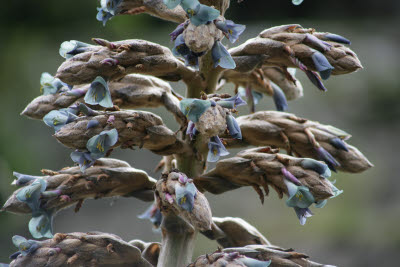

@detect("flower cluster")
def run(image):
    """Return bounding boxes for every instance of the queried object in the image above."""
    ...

[71,128,119,172]
[283,158,343,225]
[180,94,246,162]
[10,235,41,260]
[14,175,55,238]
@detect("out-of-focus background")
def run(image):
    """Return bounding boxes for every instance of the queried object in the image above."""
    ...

[0,0,399,266]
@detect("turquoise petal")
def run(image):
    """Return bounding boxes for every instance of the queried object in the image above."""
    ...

[12,235,27,248]
[315,199,327,208]
[180,0,200,13]
[211,41,236,69]
[292,0,304,5]
[284,181,315,209]
[189,4,220,26]
[163,0,182,9]
[175,182,197,212]
[29,213,53,239]
[300,158,331,178]
[180,99,211,122]
[84,76,113,108]
[238,257,271,267]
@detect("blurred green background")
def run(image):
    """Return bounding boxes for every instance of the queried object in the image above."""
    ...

[1,0,399,266]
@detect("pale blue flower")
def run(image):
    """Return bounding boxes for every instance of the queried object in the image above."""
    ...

[59,40,91,59]
[40,72,69,95]
[226,114,242,139]
[284,179,315,209]
[29,211,53,239]
[10,235,40,259]
[180,98,212,123]
[16,178,47,213]
[212,41,236,69]
[43,109,78,132]
[96,7,114,26]
[215,20,246,43]
[175,179,197,212]
[101,0,122,15]
[70,151,97,172]
[84,76,113,108]
[172,34,203,68]
[181,0,220,26]
[207,136,229,162]
[86,129,119,159]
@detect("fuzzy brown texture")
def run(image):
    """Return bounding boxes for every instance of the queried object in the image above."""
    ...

[2,158,156,215]
[22,74,186,124]
[223,66,303,100]
[56,39,196,85]
[53,109,188,155]
[196,147,335,202]
[229,24,362,75]
[9,232,153,267]
[155,171,213,231]
[201,217,271,248]
[224,111,373,173]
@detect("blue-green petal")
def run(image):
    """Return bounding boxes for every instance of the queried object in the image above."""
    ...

[84,76,113,108]
[189,4,220,26]
[175,182,197,212]
[180,99,211,122]
[226,114,242,139]
[238,257,271,267]
[163,0,182,9]
[211,41,236,69]
[29,213,53,239]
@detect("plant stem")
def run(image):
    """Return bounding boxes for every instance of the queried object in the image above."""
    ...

[157,213,197,267]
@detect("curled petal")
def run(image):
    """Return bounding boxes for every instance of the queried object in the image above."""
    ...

[315,146,340,172]
[311,51,334,80]
[70,151,96,172]
[207,136,229,162]
[305,70,327,91]
[324,33,351,44]
[29,212,53,239]
[300,158,331,178]
[294,207,313,225]
[215,20,246,44]
[59,40,91,59]
[281,167,301,185]
[86,129,118,159]
[87,119,100,129]
[212,41,236,70]
[12,172,42,186]
[330,137,349,152]
[271,83,288,111]
[180,98,211,122]
[238,257,271,267]
[226,114,242,139]
[175,181,197,212]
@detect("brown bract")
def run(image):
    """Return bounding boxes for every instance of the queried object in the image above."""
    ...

[2,158,156,215]
[10,232,153,267]
[227,111,373,173]
[196,147,334,203]
[53,110,187,155]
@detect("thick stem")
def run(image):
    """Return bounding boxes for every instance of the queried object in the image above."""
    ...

[157,213,197,267]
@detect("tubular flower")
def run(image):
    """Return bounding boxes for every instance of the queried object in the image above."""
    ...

[12,172,43,186]
[311,50,334,80]
[180,98,212,123]
[40,72,69,95]
[226,114,242,139]
[216,93,246,109]
[211,41,236,69]
[207,136,229,162]
[271,82,288,111]
[215,20,246,43]
[86,128,119,159]
[70,151,97,172]
[283,179,315,209]
[84,76,113,108]
[43,109,78,132]
[300,158,331,179]
[59,40,91,59]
